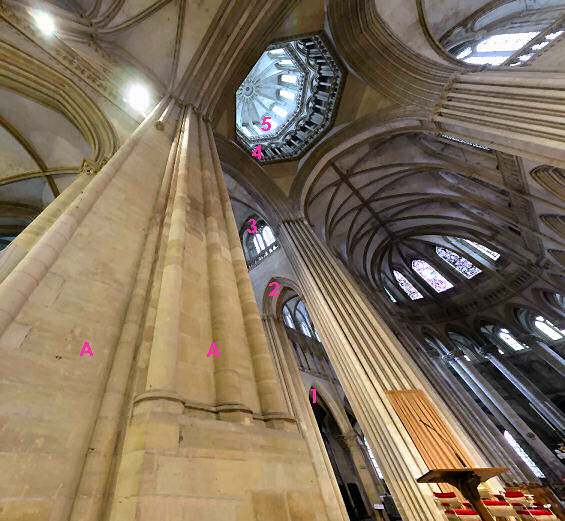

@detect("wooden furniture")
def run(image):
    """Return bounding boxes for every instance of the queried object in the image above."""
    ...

[417,467,509,521]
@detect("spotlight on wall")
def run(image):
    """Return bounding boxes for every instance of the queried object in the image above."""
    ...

[32,11,56,36]
[125,84,151,113]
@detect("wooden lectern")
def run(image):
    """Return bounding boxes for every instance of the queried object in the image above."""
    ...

[417,467,509,521]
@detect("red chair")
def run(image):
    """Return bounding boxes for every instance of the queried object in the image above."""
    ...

[443,509,481,521]
[515,508,557,520]
[434,491,461,508]
[481,499,516,517]
[504,490,530,506]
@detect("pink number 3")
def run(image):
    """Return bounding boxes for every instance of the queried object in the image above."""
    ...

[268,281,280,296]
[246,218,257,233]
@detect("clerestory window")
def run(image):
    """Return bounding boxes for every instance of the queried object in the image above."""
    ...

[393,270,423,300]
[412,259,454,293]
[436,246,482,279]
[534,315,564,341]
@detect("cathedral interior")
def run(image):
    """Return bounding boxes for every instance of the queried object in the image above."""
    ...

[1,0,565,520]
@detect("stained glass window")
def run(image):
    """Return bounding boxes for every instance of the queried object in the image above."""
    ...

[393,270,423,300]
[436,246,482,279]
[411,260,454,293]
[504,431,545,478]
[534,315,564,341]
[498,328,525,351]
[462,239,500,261]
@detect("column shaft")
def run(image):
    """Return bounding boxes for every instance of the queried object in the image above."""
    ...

[145,107,190,394]
[487,353,565,435]
[454,358,565,479]
[208,122,288,423]
[532,340,565,380]
[262,314,349,521]
[0,171,92,283]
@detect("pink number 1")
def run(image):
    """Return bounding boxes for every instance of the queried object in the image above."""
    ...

[268,281,280,296]
[310,388,316,403]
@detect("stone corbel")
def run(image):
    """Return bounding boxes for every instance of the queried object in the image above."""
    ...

[79,156,108,175]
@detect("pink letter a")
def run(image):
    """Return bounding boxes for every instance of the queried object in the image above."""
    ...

[207,342,220,358]
[80,341,93,357]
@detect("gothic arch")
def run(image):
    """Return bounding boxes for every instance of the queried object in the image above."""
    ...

[0,40,117,162]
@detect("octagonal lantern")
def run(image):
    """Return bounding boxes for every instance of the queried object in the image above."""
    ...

[235,33,345,163]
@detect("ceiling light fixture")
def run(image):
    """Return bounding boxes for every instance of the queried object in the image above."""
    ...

[32,10,56,36]
[125,84,151,113]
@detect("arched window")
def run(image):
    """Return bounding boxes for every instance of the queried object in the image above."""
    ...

[412,259,454,293]
[313,329,322,342]
[503,431,545,478]
[393,270,423,300]
[262,226,275,246]
[498,328,526,351]
[384,287,397,303]
[534,315,564,341]
[253,233,265,254]
[442,2,565,68]
[363,437,384,479]
[283,307,295,329]
[436,246,482,279]
[252,226,276,254]
[456,32,541,65]
[243,217,279,268]
[300,321,311,337]
[461,239,500,261]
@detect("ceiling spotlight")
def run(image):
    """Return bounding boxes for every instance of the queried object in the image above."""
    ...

[32,11,56,36]
[125,84,151,113]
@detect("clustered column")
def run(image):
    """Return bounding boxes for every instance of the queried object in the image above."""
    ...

[279,217,471,521]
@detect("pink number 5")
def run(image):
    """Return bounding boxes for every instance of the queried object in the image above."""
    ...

[268,281,280,296]
[261,116,271,131]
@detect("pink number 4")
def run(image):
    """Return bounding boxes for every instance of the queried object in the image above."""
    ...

[268,281,280,296]
[252,145,262,159]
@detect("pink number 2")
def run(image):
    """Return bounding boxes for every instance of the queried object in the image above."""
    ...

[268,281,280,296]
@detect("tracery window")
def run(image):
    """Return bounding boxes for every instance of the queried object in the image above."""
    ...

[393,270,423,300]
[253,225,276,254]
[504,431,545,478]
[443,0,565,69]
[498,328,526,351]
[462,239,501,261]
[456,32,541,65]
[436,246,482,279]
[411,260,454,293]
[243,217,279,269]
[534,315,564,341]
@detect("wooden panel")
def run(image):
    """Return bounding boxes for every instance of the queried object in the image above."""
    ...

[385,389,473,472]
